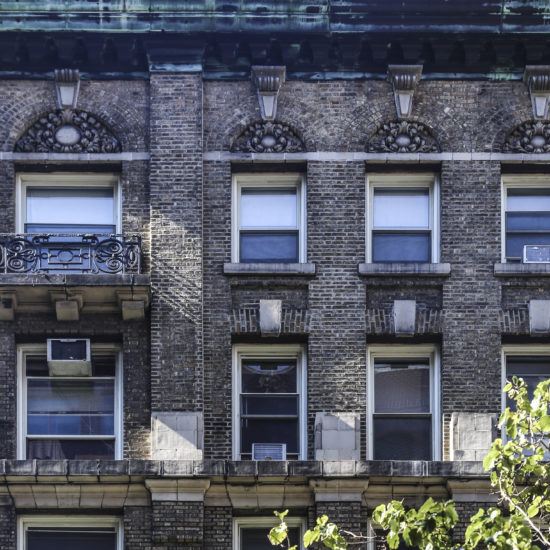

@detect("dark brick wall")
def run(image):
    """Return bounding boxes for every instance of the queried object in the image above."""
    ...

[203,506,233,550]
[152,501,203,546]
[315,501,363,534]
[124,505,153,549]
[0,504,16,550]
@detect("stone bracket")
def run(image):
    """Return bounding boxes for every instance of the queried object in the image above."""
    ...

[524,66,550,119]
[393,299,416,336]
[251,65,286,121]
[54,68,80,110]
[49,291,83,322]
[529,299,550,334]
[145,479,210,502]
[116,290,150,321]
[0,291,17,321]
[310,480,369,502]
[259,299,282,336]
[388,64,423,119]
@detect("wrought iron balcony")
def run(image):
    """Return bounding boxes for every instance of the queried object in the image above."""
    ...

[0,233,141,274]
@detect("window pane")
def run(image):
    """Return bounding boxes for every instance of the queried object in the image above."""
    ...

[240,232,298,263]
[506,212,550,231]
[242,360,297,393]
[26,439,115,460]
[373,189,429,228]
[241,188,297,228]
[375,361,430,413]
[241,527,300,550]
[505,233,550,259]
[507,356,550,405]
[27,187,115,226]
[27,528,116,550]
[241,418,299,454]
[27,380,114,436]
[242,395,298,416]
[372,233,431,262]
[25,224,116,234]
[373,417,432,460]
[507,190,550,212]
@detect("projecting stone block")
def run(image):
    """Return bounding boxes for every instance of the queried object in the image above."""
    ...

[314,412,360,461]
[55,299,80,321]
[259,299,282,336]
[451,412,497,461]
[529,300,550,334]
[393,299,416,336]
[151,412,203,460]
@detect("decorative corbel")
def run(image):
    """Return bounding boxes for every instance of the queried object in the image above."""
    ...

[251,65,286,121]
[54,68,80,110]
[524,66,550,119]
[387,65,423,119]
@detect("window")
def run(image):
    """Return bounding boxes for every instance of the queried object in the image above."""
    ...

[503,346,550,410]
[368,345,440,460]
[17,173,119,234]
[233,517,305,550]
[18,516,122,550]
[502,176,550,262]
[232,174,305,263]
[232,345,306,460]
[17,344,122,460]
[367,174,439,263]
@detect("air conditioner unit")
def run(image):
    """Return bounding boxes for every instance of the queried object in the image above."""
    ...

[252,443,287,461]
[47,338,91,376]
[524,245,550,263]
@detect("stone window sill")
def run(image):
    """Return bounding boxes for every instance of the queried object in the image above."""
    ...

[494,263,550,276]
[358,263,451,277]
[223,263,316,276]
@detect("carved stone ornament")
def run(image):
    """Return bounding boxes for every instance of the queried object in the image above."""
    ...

[15,109,122,153]
[231,120,305,153]
[367,120,440,153]
[504,120,550,153]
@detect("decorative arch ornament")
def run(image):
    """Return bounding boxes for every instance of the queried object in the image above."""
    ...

[230,120,305,153]
[504,120,550,154]
[15,109,122,153]
[367,120,441,153]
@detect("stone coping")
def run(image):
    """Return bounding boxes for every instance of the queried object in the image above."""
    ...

[494,263,550,276]
[0,273,150,286]
[0,460,487,481]
[223,263,316,276]
[358,263,451,276]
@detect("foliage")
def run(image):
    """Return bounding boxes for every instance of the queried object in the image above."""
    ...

[268,377,550,549]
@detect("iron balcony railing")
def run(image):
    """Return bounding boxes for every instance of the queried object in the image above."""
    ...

[0,234,142,274]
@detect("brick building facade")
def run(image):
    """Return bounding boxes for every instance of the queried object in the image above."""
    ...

[0,1,549,548]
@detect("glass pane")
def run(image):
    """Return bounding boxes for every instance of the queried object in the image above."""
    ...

[242,360,297,393]
[241,418,299,454]
[25,224,116,235]
[240,232,298,263]
[242,395,298,416]
[507,356,550,406]
[27,380,114,436]
[375,361,430,413]
[372,233,431,263]
[26,439,115,460]
[373,189,429,228]
[373,416,432,460]
[507,190,550,212]
[241,527,300,550]
[241,188,297,228]
[26,187,115,226]
[28,528,116,550]
[506,212,550,231]
[505,233,550,259]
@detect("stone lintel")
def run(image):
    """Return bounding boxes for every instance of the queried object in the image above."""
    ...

[145,479,210,502]
[259,299,282,336]
[447,480,497,503]
[310,479,369,502]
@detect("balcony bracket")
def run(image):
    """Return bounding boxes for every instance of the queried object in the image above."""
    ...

[0,291,17,321]
[50,291,83,322]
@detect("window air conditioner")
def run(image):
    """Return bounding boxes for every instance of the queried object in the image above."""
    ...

[47,338,91,376]
[252,443,287,461]
[524,245,550,264]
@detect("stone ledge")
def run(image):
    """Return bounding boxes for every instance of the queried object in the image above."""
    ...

[0,273,150,286]
[223,263,316,276]
[494,263,550,276]
[358,263,451,276]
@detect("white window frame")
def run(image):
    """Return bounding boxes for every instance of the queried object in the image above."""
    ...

[367,344,441,460]
[231,173,306,263]
[232,344,307,461]
[16,173,121,234]
[233,516,306,550]
[501,174,550,263]
[17,343,123,460]
[366,173,440,263]
[18,515,123,550]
